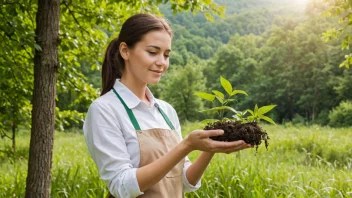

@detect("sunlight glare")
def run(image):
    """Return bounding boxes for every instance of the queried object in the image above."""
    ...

[294,0,309,5]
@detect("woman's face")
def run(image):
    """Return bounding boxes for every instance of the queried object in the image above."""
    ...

[121,30,172,85]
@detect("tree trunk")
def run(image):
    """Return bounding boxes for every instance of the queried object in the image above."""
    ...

[25,0,60,197]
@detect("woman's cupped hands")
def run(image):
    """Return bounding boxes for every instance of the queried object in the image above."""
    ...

[183,129,253,154]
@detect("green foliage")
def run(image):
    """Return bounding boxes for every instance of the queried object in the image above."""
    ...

[195,76,276,124]
[55,108,86,131]
[246,104,277,124]
[202,15,345,124]
[322,0,352,69]
[161,5,275,61]
[156,61,207,122]
[291,114,307,126]
[0,1,35,142]
[334,69,352,100]
[196,76,248,117]
[328,100,352,127]
[194,92,216,102]
[167,0,226,20]
[314,110,330,126]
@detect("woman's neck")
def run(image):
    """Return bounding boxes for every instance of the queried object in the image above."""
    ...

[120,76,149,104]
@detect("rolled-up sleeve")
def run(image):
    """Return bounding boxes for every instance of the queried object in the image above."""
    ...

[182,156,201,192]
[83,102,143,198]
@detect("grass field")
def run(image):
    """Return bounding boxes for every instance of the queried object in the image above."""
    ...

[0,123,351,197]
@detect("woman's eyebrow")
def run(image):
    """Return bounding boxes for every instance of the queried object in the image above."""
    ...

[146,45,171,52]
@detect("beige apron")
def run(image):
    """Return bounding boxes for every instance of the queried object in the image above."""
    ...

[107,88,185,198]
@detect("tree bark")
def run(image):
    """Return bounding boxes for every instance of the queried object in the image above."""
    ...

[25,0,60,197]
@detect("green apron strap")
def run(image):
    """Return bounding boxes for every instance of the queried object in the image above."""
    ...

[155,103,176,130]
[112,88,175,131]
[112,88,141,130]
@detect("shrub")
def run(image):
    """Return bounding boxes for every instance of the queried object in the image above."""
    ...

[315,110,330,126]
[292,114,306,126]
[328,101,352,127]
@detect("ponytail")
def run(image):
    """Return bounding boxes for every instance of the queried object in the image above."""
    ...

[100,14,172,96]
[101,38,124,96]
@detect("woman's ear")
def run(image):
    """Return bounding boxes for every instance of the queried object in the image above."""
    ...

[119,42,129,61]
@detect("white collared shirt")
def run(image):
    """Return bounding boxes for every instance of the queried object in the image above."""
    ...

[83,79,201,198]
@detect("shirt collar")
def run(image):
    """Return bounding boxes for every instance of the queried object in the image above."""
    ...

[113,79,156,109]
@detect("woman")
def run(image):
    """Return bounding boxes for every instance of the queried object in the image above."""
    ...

[83,13,252,198]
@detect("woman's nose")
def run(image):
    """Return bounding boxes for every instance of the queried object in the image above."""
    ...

[156,55,167,66]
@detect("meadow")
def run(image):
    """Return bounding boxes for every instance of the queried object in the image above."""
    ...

[1,123,351,198]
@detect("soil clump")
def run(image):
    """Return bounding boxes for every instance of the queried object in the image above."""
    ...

[204,120,269,150]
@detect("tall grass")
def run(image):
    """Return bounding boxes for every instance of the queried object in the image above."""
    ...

[0,130,106,198]
[0,124,351,197]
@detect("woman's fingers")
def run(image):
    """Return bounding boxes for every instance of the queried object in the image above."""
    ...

[208,140,251,153]
[211,140,245,148]
[196,129,224,138]
[187,129,252,153]
[224,143,252,154]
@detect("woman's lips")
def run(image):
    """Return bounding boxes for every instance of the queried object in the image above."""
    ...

[150,69,162,73]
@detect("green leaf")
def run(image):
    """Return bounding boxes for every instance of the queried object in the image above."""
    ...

[212,90,224,104]
[258,105,277,115]
[200,106,238,113]
[177,0,186,4]
[339,54,352,68]
[204,12,214,22]
[218,6,226,16]
[238,110,248,116]
[203,0,212,5]
[215,96,224,104]
[232,114,241,121]
[259,115,277,125]
[247,109,254,116]
[247,115,255,122]
[254,104,258,115]
[212,90,224,99]
[230,90,248,96]
[34,43,42,51]
[226,99,237,103]
[194,92,215,102]
[233,110,247,121]
[220,76,232,95]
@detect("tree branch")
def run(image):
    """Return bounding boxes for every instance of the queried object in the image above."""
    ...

[62,1,90,35]
[0,129,12,139]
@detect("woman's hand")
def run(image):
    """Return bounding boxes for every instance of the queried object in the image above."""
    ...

[183,129,252,154]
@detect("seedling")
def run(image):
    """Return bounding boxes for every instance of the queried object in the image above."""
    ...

[195,76,276,150]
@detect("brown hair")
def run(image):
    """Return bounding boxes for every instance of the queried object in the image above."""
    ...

[101,13,172,95]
